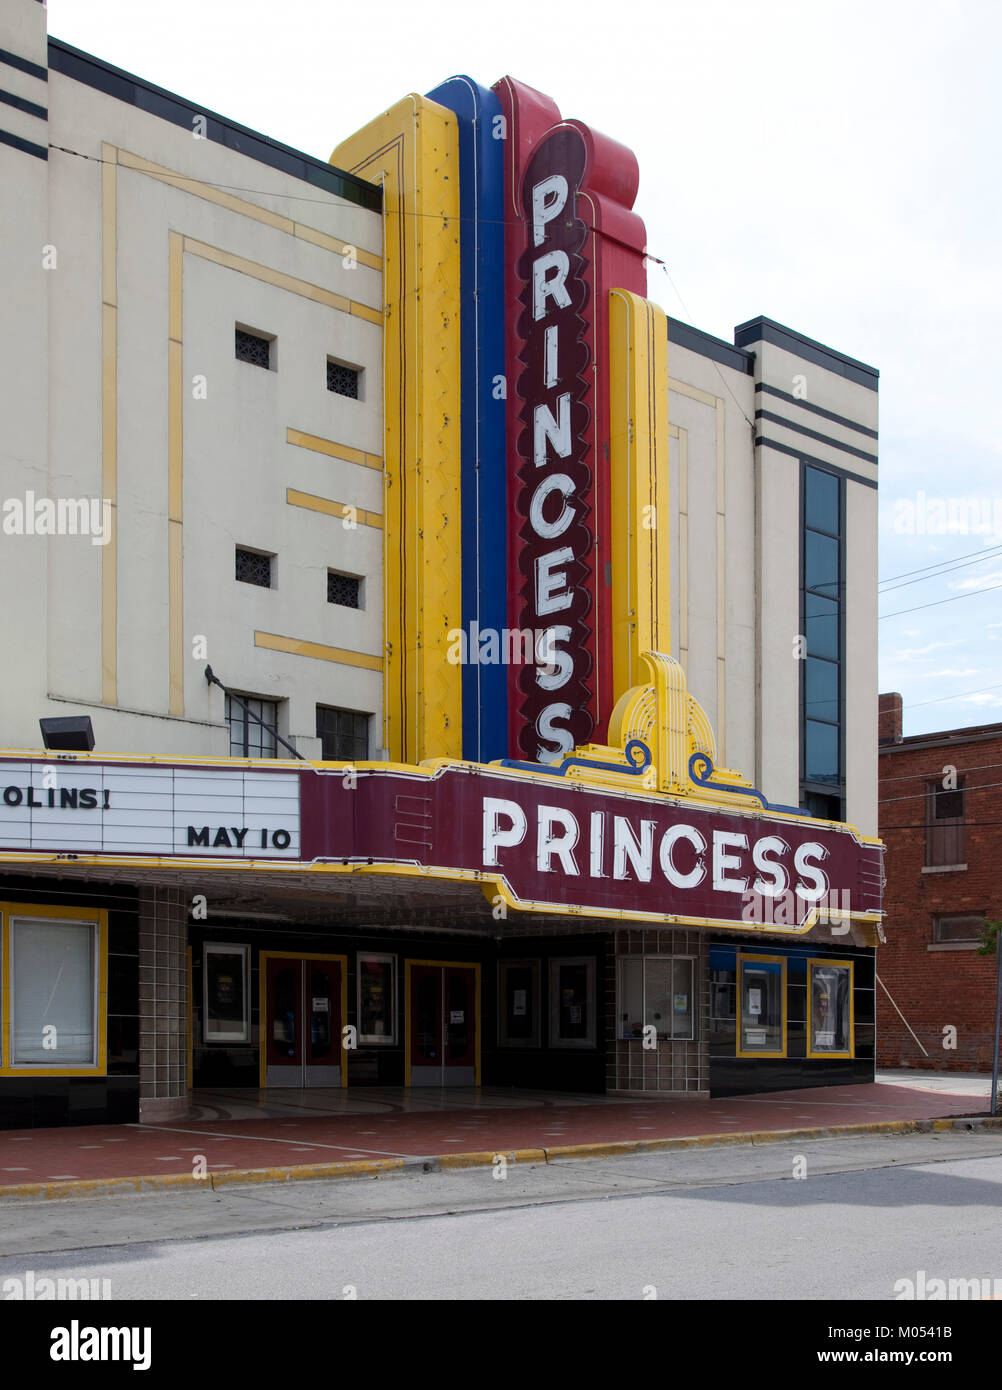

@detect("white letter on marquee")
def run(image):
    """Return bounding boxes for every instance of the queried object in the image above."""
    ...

[532,250,571,320]
[531,174,568,246]
[483,798,527,866]
[659,824,707,889]
[713,832,749,893]
[534,394,572,466]
[536,548,574,614]
[537,805,580,875]
[529,472,575,540]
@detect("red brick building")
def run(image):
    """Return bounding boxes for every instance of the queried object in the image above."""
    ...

[877,693,1002,1071]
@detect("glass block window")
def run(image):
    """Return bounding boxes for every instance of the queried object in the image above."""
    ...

[235,548,272,588]
[327,571,361,608]
[327,359,360,398]
[316,706,369,761]
[235,328,272,368]
[226,694,279,758]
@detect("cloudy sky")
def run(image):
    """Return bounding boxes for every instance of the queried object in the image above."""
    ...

[46,0,1002,737]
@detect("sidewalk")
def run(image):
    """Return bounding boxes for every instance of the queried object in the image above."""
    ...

[0,1080,993,1199]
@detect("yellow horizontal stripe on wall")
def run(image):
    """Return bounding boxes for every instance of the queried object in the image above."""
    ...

[286,488,382,529]
[286,427,383,471]
[115,148,383,269]
[254,631,383,670]
[182,237,383,323]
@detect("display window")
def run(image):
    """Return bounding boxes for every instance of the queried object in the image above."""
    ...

[0,903,107,1076]
[736,954,787,1058]
[202,943,250,1043]
[618,957,696,1041]
[807,958,854,1058]
[548,957,596,1048]
[498,959,540,1047]
[357,953,397,1045]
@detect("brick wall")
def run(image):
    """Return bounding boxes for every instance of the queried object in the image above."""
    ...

[878,728,1002,1071]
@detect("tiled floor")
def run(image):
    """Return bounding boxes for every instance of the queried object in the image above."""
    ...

[0,1081,986,1187]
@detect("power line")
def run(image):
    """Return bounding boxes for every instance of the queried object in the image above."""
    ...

[879,547,1002,595]
[879,580,1002,620]
[880,540,1002,588]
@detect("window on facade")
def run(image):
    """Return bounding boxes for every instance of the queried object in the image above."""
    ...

[801,465,843,811]
[548,957,596,1048]
[498,959,541,1047]
[10,917,98,1066]
[235,327,273,369]
[326,358,360,398]
[933,914,982,943]
[203,944,250,1044]
[226,694,279,758]
[316,706,369,761]
[619,957,696,1041]
[737,955,786,1057]
[357,953,396,1044]
[926,779,966,866]
[235,547,273,588]
[807,959,853,1057]
[327,571,361,609]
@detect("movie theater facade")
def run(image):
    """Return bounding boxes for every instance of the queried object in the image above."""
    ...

[0,1,882,1126]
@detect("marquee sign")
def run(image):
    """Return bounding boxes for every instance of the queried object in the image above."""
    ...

[0,651,883,933]
[494,78,647,764]
[0,763,301,858]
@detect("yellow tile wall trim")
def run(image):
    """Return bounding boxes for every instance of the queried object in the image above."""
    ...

[100,142,118,706]
[167,231,184,716]
[182,237,383,323]
[286,488,382,529]
[254,631,384,671]
[114,147,382,270]
[286,427,383,471]
[332,96,462,763]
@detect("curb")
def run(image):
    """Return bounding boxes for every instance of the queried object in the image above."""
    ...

[0,1114,997,1201]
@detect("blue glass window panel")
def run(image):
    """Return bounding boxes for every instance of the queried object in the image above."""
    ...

[805,530,839,596]
[805,591,839,659]
[805,719,840,783]
[805,467,840,536]
[805,657,839,722]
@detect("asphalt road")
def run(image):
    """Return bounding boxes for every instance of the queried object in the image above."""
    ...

[1,1131,1001,1300]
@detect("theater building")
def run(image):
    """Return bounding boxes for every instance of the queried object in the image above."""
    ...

[0,0,882,1128]
[877,694,1001,1073]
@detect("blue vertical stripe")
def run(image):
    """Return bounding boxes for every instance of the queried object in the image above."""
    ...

[426,76,508,762]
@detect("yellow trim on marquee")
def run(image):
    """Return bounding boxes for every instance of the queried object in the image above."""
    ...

[332,96,463,766]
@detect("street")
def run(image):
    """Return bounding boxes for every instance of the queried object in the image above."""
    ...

[1,1131,1000,1300]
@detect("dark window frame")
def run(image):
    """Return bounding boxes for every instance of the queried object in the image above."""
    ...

[316,705,369,762]
[235,547,274,588]
[800,462,846,817]
[225,693,280,759]
[926,778,966,866]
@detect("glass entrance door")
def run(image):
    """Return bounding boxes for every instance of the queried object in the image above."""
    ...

[407,961,479,1086]
[262,954,345,1087]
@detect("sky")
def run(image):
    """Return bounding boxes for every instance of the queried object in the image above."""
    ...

[45,0,1002,737]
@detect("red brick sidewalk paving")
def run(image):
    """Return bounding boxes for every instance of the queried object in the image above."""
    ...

[0,1083,987,1189]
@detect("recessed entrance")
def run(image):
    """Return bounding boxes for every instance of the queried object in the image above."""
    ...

[260,952,347,1088]
[405,960,480,1086]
